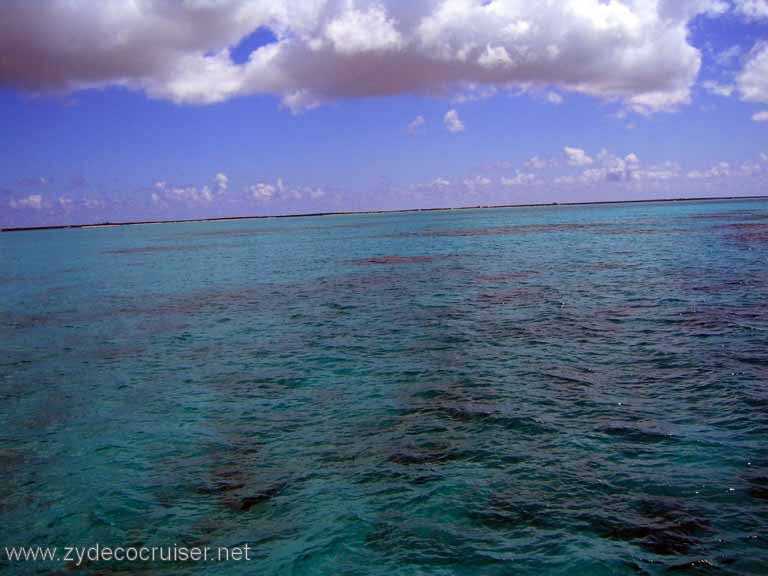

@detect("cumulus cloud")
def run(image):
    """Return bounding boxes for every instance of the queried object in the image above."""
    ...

[564,147,594,167]
[249,182,277,202]
[247,178,323,203]
[0,0,730,113]
[431,177,451,187]
[556,149,661,184]
[687,161,732,179]
[635,161,682,181]
[433,146,750,196]
[591,150,641,182]
[524,156,554,169]
[215,172,229,192]
[408,115,425,134]
[738,43,768,104]
[463,175,492,191]
[324,5,402,55]
[469,150,767,194]
[444,109,465,133]
[701,80,735,97]
[546,91,564,105]
[753,111,768,122]
[734,0,768,20]
[152,173,227,205]
[9,194,43,209]
[501,171,537,186]
[168,185,214,204]
[713,45,742,67]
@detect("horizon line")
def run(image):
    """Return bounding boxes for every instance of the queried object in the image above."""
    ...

[3,194,767,233]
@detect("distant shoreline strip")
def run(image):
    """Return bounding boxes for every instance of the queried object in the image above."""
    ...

[3,195,768,233]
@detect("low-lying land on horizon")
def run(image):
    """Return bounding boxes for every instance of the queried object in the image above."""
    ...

[3,195,767,233]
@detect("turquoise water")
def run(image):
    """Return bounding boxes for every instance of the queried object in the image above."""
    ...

[1,199,767,575]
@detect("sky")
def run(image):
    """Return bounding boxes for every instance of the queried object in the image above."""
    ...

[0,0,767,228]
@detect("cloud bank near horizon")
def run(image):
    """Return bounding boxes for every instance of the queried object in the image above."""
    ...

[5,146,767,227]
[2,0,761,114]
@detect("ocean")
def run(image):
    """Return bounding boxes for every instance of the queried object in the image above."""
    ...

[1,198,767,575]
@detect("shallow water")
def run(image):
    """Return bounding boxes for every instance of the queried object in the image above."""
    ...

[1,199,767,575]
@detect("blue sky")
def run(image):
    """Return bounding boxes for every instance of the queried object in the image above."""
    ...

[0,0,766,227]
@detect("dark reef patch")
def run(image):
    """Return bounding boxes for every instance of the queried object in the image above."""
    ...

[585,498,711,556]
[349,255,438,265]
[587,262,637,271]
[0,276,23,284]
[105,244,206,254]
[390,222,612,238]
[476,271,540,283]
[168,226,295,239]
[387,450,466,466]
[0,312,54,330]
[746,476,768,500]
[474,286,547,306]
[105,242,246,255]
[468,494,553,531]
[235,482,288,512]
[686,210,768,222]
[597,425,674,444]
[401,404,553,435]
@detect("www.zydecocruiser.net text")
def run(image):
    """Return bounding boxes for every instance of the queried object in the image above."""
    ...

[5,544,252,566]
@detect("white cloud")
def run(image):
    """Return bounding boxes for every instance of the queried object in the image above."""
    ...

[307,187,326,200]
[635,161,682,181]
[246,178,322,203]
[167,185,214,204]
[594,150,641,182]
[324,5,402,55]
[734,0,768,21]
[276,177,302,200]
[430,178,451,188]
[524,156,554,169]
[444,109,465,133]
[687,161,732,179]
[435,148,764,196]
[714,45,741,67]
[477,45,514,68]
[501,171,537,186]
[546,91,564,105]
[701,80,735,97]
[249,182,277,202]
[463,175,492,190]
[407,115,425,134]
[82,197,106,209]
[9,194,42,209]
[215,172,229,192]
[558,149,646,183]
[151,174,227,205]
[738,43,768,104]
[662,0,729,18]
[504,147,767,192]
[564,147,594,167]
[753,111,768,122]
[0,0,727,113]
[451,85,498,104]
[281,89,322,114]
